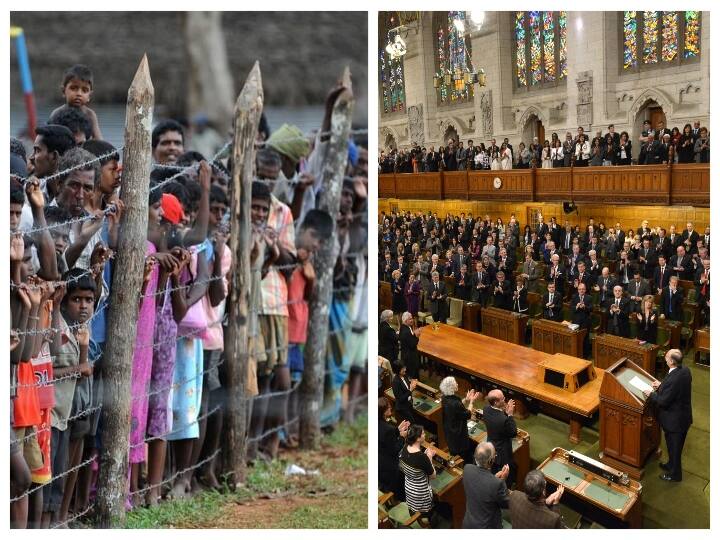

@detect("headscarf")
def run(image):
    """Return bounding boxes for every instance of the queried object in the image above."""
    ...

[266,123,310,164]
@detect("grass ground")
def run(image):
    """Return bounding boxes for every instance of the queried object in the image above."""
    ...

[124,414,367,529]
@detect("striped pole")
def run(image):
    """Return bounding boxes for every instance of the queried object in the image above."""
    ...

[11,26,37,139]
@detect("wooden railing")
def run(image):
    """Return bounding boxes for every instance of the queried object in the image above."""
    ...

[379,163,709,206]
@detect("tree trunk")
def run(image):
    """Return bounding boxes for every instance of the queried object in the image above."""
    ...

[184,12,235,135]
[224,61,263,487]
[95,55,154,527]
[299,68,354,449]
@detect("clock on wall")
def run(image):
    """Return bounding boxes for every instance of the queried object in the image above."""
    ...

[493,177,502,189]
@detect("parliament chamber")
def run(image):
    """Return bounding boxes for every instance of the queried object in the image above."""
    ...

[377,167,709,529]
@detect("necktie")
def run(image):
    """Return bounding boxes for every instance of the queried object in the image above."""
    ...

[636,282,640,295]
[669,290,673,313]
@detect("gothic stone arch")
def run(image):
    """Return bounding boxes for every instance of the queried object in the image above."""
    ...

[380,126,400,151]
[628,88,675,138]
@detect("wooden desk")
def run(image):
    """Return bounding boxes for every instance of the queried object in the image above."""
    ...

[538,448,643,528]
[532,319,586,357]
[695,326,709,364]
[418,324,603,443]
[468,417,531,489]
[379,281,392,312]
[462,301,482,333]
[593,333,659,375]
[385,387,446,449]
[422,443,465,529]
[658,319,682,350]
[481,306,528,345]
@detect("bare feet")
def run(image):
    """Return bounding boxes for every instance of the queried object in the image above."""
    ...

[168,481,188,501]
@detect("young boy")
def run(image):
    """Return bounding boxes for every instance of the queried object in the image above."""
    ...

[45,269,95,526]
[49,64,103,141]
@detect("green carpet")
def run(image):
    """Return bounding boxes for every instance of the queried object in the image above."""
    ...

[419,350,710,528]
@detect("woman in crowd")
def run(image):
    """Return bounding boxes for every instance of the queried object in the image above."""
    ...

[677,124,695,163]
[439,377,478,465]
[516,142,531,169]
[404,273,422,319]
[589,139,603,166]
[602,134,616,166]
[541,140,552,169]
[500,142,513,170]
[399,425,436,522]
[391,269,407,319]
[391,362,415,424]
[490,144,501,170]
[636,294,658,345]
[616,131,632,165]
[379,396,409,498]
[575,133,590,166]
[550,139,564,168]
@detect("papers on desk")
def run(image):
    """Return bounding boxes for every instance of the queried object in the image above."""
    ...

[629,376,652,394]
[566,323,579,331]
[467,420,477,430]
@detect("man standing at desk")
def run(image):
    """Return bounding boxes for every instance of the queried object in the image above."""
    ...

[571,283,593,357]
[643,349,693,482]
[483,390,518,486]
[429,271,449,323]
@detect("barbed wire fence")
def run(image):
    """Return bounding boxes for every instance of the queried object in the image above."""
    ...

[10,61,367,528]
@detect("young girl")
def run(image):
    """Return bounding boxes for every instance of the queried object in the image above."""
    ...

[541,140,552,169]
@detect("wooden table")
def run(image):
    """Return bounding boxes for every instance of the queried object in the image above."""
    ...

[481,306,528,345]
[694,326,709,364]
[532,318,586,357]
[422,443,465,529]
[538,448,643,528]
[418,324,603,443]
[593,333,659,375]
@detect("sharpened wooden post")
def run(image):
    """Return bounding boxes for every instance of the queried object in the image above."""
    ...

[299,68,355,449]
[225,61,263,486]
[95,55,154,527]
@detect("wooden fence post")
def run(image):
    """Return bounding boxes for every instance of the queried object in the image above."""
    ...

[224,61,263,487]
[299,67,355,449]
[95,55,154,527]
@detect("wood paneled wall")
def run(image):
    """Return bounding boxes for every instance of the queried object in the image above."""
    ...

[378,199,709,231]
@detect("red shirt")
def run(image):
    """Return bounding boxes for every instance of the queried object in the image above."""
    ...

[288,267,309,344]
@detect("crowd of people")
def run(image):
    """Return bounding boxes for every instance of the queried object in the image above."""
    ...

[10,64,368,528]
[378,209,706,527]
[379,210,710,361]
[379,120,710,173]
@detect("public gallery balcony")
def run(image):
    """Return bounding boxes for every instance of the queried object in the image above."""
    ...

[379,163,709,207]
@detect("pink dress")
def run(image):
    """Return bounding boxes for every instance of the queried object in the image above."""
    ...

[129,241,158,464]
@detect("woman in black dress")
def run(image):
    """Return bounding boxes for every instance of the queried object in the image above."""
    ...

[391,362,415,423]
[399,425,436,518]
[391,269,407,317]
[439,376,479,465]
[636,294,658,344]
[379,397,410,498]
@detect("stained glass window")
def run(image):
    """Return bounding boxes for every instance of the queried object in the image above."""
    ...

[623,11,701,70]
[379,12,406,115]
[434,11,473,104]
[684,11,700,58]
[514,11,567,88]
[558,12,567,78]
[515,12,527,86]
[661,12,678,61]
[623,11,637,69]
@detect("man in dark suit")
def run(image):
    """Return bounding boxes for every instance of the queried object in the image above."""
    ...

[492,271,513,311]
[670,246,693,280]
[682,222,700,253]
[654,255,672,294]
[628,270,652,313]
[471,261,491,306]
[571,283,593,357]
[428,271,448,323]
[428,253,444,278]
[380,252,394,282]
[542,282,564,322]
[462,442,510,529]
[596,267,617,306]
[639,132,664,164]
[379,310,399,366]
[659,276,684,322]
[508,471,565,529]
[643,349,692,482]
[399,312,422,379]
[535,217,548,241]
[638,237,658,279]
[454,264,472,301]
[483,390,518,487]
[451,246,469,278]
[607,285,631,337]
[547,254,566,297]
[560,224,575,253]
[695,258,710,326]
[496,247,515,281]
[668,225,682,253]
[572,261,595,293]
[654,228,672,262]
